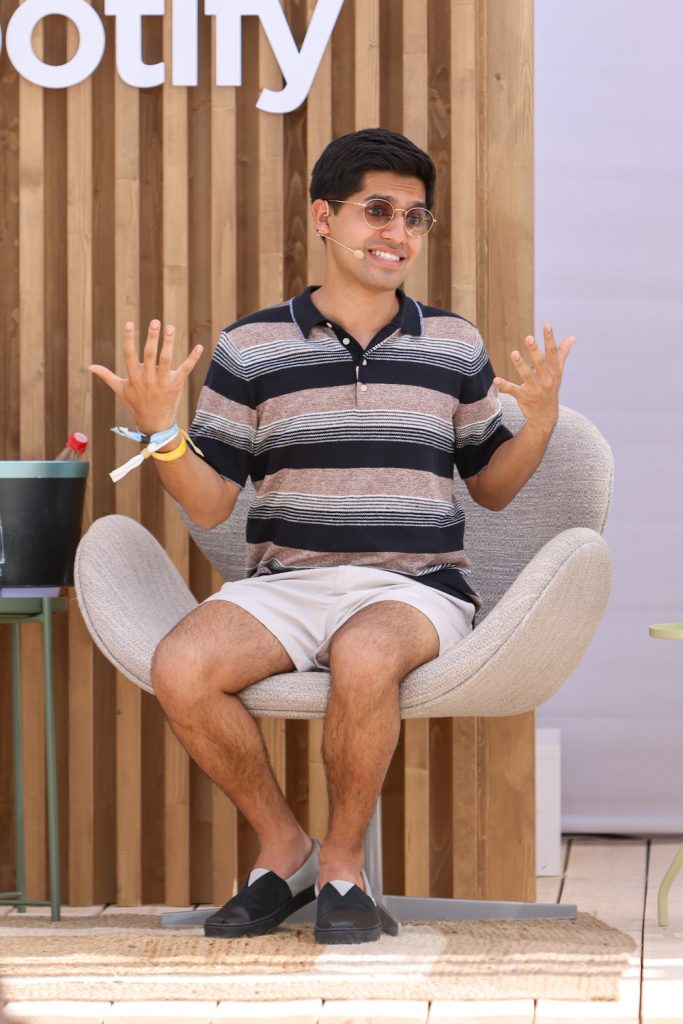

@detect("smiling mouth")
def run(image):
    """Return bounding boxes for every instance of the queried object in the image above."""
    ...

[368,248,404,264]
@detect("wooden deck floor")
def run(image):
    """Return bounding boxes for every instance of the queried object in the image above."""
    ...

[3,836,683,1023]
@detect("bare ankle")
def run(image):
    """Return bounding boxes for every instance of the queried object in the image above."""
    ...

[318,844,364,889]
[254,829,313,879]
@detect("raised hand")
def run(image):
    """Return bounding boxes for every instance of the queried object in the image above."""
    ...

[90,320,204,436]
[493,324,575,436]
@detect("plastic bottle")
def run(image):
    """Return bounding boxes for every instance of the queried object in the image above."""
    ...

[55,432,89,461]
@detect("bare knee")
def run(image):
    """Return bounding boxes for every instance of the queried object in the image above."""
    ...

[328,603,439,693]
[151,627,200,717]
[151,609,249,718]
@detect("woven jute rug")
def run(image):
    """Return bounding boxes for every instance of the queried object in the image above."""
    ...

[0,912,635,1003]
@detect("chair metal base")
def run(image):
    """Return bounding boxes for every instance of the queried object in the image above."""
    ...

[161,796,575,932]
[161,894,576,931]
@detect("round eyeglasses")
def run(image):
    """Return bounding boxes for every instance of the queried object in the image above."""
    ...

[328,198,436,237]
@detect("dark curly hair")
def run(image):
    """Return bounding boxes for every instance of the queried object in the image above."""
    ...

[309,128,436,211]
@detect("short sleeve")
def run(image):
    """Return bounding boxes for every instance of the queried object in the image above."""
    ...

[188,330,257,488]
[453,331,512,479]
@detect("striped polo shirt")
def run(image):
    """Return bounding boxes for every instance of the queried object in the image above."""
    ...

[189,286,512,607]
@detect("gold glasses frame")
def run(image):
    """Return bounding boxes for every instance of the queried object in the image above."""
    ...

[327,198,436,237]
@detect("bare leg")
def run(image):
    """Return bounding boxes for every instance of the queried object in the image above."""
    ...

[319,601,440,889]
[152,600,311,878]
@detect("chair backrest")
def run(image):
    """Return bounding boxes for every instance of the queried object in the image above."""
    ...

[182,397,613,618]
[460,398,613,616]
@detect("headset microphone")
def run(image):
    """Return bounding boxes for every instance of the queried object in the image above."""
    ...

[318,230,364,260]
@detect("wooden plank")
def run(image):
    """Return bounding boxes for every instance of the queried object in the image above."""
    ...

[89,1,118,906]
[286,720,310,837]
[281,1,306,303]
[404,719,430,896]
[450,0,478,322]
[382,723,405,896]
[480,0,534,373]
[401,0,428,304]
[258,23,284,310]
[429,718,452,897]
[354,0,380,128]
[212,1003,322,1023]
[260,719,287,795]
[17,25,47,904]
[19,624,46,899]
[105,1004,216,1022]
[162,6,191,909]
[427,0,451,313]
[379,0,402,132]
[66,17,96,905]
[308,719,328,842]
[236,16,260,322]
[0,614,14,891]
[429,1002,534,1022]
[18,36,45,461]
[563,839,645,935]
[320,1002,428,1023]
[0,0,21,463]
[136,16,166,906]
[451,718,478,898]
[330,0,354,138]
[642,839,683,1023]
[4,1003,110,1023]
[535,838,644,1023]
[43,17,67,451]
[186,22,214,893]
[477,714,535,901]
[306,0,332,286]
[113,53,143,908]
[209,15,239,904]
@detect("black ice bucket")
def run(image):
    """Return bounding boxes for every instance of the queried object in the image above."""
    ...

[0,461,89,588]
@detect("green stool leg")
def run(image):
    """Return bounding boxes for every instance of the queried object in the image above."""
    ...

[11,623,26,913]
[658,844,683,926]
[42,599,61,922]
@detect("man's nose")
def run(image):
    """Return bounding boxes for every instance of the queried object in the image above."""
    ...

[380,212,408,244]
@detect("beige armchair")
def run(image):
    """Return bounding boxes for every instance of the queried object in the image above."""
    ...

[75,397,613,932]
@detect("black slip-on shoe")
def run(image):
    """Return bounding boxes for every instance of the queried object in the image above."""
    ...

[205,838,320,938]
[314,872,382,945]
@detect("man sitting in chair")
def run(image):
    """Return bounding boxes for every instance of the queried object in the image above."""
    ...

[91,129,573,945]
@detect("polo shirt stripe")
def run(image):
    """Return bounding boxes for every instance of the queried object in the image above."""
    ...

[249,492,463,527]
[252,410,455,455]
[250,442,455,479]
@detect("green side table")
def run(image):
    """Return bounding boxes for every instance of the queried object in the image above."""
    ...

[649,621,683,927]
[0,590,68,921]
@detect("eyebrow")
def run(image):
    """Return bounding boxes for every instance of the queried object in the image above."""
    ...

[363,192,428,209]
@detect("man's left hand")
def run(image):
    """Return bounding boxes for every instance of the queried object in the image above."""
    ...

[493,324,575,437]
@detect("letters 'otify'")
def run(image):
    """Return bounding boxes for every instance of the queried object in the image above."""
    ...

[0,0,345,113]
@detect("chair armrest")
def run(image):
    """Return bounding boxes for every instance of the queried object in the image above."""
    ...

[399,527,612,718]
[74,514,197,693]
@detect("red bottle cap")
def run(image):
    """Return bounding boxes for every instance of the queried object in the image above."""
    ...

[67,432,89,454]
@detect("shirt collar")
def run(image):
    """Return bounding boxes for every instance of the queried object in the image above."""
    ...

[291,285,423,339]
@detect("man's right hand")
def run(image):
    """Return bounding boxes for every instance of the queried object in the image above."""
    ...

[90,320,204,436]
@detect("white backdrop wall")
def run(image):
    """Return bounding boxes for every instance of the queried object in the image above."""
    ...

[535,0,683,832]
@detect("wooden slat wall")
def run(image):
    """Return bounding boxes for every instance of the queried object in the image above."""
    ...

[0,0,535,905]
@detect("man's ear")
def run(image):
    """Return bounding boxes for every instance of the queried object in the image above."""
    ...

[312,198,331,235]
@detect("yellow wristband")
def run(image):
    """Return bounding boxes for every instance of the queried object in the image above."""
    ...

[151,436,186,461]
[150,429,204,463]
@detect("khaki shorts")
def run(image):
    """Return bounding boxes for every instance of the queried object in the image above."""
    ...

[204,565,475,671]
